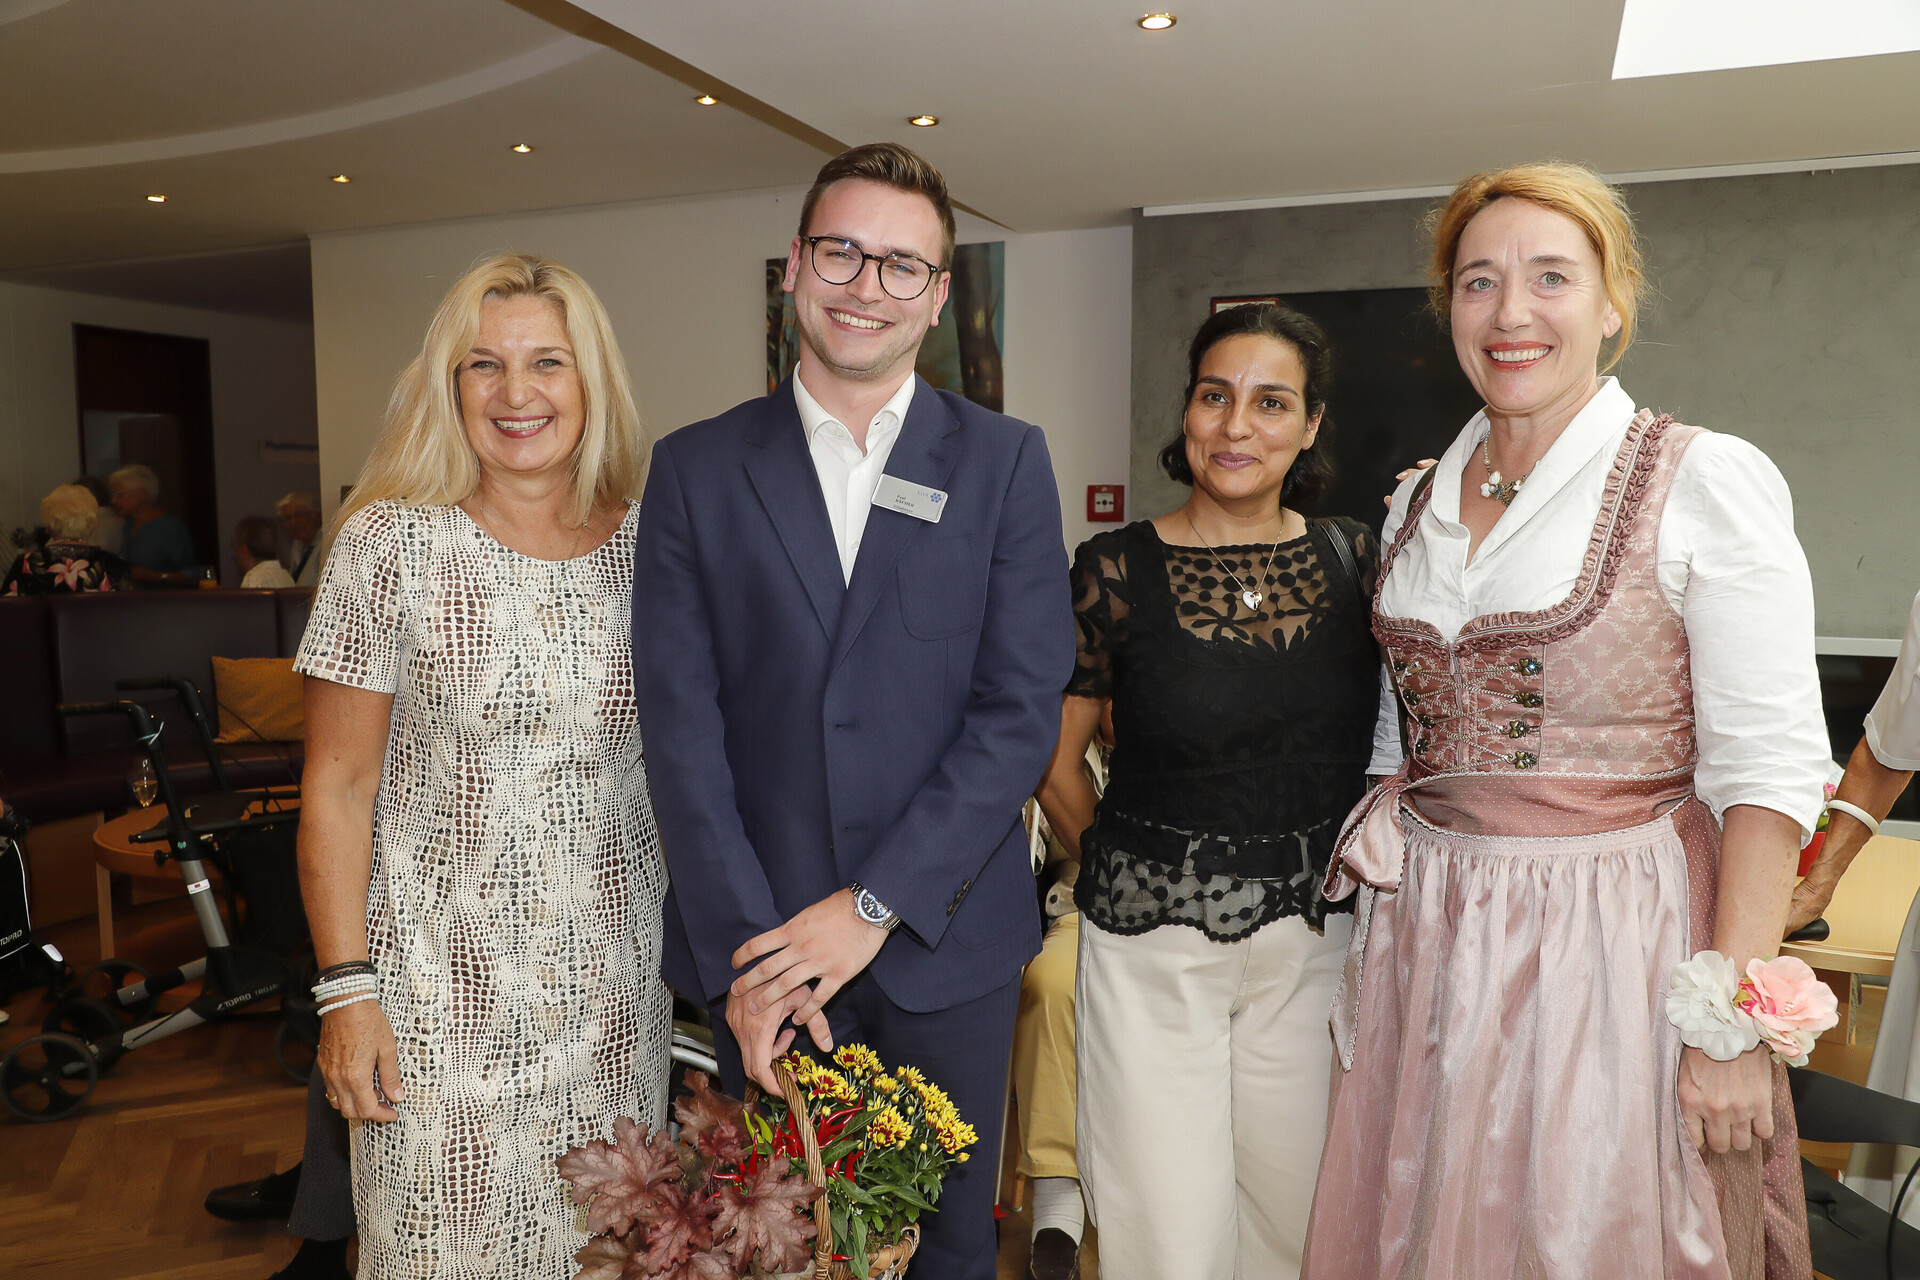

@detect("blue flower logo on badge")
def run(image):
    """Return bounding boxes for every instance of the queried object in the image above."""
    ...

[930,493,943,505]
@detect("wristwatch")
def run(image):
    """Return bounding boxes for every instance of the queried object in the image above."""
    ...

[848,882,901,931]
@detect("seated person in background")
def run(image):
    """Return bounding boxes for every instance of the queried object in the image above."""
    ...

[276,491,323,585]
[1013,731,1107,1280]
[3,484,131,595]
[235,515,296,588]
[69,474,125,553]
[109,463,198,584]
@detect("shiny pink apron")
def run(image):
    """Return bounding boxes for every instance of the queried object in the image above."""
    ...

[1302,412,1810,1280]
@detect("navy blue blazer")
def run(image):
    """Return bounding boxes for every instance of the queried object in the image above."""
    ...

[633,377,1075,1014]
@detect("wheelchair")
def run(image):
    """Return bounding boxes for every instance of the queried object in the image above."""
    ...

[1,677,313,1122]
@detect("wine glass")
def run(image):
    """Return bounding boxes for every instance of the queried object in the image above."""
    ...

[127,758,157,808]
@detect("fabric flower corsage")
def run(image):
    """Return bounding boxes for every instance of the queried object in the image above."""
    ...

[1741,955,1837,1067]
[1666,950,1839,1065]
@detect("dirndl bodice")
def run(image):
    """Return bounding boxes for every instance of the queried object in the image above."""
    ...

[1311,410,1811,1280]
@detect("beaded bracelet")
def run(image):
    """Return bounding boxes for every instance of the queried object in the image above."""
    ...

[315,960,376,981]
[312,978,378,1002]
[318,992,381,1016]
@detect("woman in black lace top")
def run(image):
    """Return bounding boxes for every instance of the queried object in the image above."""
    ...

[1036,303,1392,1280]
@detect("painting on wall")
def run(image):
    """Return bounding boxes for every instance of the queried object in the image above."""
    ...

[767,241,1005,411]
[1208,288,1484,532]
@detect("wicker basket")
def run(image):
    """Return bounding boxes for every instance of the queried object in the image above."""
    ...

[763,1063,921,1280]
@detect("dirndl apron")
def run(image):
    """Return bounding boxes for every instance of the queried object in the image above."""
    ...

[1300,411,1811,1280]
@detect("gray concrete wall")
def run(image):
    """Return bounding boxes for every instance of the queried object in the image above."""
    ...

[1132,166,1920,638]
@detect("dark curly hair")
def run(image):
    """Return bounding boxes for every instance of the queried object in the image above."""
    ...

[1158,302,1336,511]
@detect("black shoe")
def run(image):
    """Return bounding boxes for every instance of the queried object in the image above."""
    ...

[205,1163,301,1222]
[267,1237,350,1280]
[1027,1227,1081,1280]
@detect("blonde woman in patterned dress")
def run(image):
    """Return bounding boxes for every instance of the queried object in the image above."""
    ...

[295,254,667,1279]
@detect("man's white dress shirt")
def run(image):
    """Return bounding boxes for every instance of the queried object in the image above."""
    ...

[1368,377,1829,836]
[795,371,917,584]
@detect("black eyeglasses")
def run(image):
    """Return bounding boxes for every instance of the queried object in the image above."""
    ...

[805,236,945,301]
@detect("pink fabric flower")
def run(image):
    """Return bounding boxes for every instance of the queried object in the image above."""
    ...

[1739,956,1838,1065]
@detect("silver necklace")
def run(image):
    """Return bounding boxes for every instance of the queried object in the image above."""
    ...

[1186,515,1287,614]
[1479,436,1529,505]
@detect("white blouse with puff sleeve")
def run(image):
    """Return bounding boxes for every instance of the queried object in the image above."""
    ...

[1365,377,1829,838]
[1866,589,1920,771]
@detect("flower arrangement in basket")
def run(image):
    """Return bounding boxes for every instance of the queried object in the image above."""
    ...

[556,1045,976,1280]
[754,1045,980,1279]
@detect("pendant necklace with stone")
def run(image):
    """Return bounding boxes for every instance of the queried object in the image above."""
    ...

[1479,435,1530,506]
[1186,515,1286,614]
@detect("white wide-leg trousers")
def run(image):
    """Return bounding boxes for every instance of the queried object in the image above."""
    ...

[1075,911,1351,1280]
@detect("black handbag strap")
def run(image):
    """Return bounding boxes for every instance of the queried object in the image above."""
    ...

[1310,516,1365,609]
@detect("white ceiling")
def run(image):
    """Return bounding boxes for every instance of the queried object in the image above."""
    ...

[3,0,1919,310]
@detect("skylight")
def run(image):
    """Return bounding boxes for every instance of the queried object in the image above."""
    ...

[1612,0,1920,79]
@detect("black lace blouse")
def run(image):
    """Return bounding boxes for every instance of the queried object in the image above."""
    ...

[1069,518,1384,938]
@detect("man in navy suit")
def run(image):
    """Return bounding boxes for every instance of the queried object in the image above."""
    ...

[633,143,1074,1279]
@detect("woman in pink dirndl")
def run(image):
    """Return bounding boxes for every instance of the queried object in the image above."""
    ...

[1301,164,1830,1279]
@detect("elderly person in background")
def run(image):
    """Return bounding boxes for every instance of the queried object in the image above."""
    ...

[1304,163,1829,1279]
[235,516,296,588]
[276,491,323,585]
[70,475,125,554]
[296,252,665,1279]
[1787,585,1920,1222]
[4,484,131,595]
[109,463,197,583]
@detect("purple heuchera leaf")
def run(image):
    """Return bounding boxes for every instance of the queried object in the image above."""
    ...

[572,1232,633,1280]
[712,1161,821,1273]
[649,1249,733,1280]
[642,1183,717,1272]
[556,1118,686,1237]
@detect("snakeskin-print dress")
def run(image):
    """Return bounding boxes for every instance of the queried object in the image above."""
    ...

[296,500,670,1280]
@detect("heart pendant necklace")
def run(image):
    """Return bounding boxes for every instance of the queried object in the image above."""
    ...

[1186,515,1286,617]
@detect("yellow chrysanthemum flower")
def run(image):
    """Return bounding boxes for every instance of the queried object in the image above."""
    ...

[832,1044,882,1077]
[895,1065,926,1086]
[869,1106,912,1148]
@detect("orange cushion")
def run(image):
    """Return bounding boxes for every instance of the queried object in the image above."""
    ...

[211,656,304,743]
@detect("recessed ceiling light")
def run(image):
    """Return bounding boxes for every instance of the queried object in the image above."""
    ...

[330,174,351,183]
[1139,12,1176,30]
[511,143,533,153]
[145,194,166,203]
[907,114,938,127]
[694,93,718,106]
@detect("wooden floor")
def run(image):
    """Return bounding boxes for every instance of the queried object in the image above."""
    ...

[1,899,1093,1280]
[1,902,307,1280]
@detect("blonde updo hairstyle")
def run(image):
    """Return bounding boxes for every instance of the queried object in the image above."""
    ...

[1426,162,1647,372]
[334,253,646,537]
[41,485,101,541]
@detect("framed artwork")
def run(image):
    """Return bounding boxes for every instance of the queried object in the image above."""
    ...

[1210,293,1281,314]
[767,242,1005,412]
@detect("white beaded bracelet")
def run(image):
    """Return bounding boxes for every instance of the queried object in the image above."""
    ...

[317,992,381,1015]
[312,980,378,1002]
[1825,799,1881,838]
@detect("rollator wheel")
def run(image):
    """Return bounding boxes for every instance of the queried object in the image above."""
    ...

[1,1033,98,1122]
[274,1016,317,1084]
[79,959,157,1026]
[42,995,127,1072]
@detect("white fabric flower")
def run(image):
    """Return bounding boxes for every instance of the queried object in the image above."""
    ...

[1666,951,1761,1061]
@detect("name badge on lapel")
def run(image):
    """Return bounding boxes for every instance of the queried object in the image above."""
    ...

[872,474,948,523]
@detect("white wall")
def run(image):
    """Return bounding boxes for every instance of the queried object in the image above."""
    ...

[0,282,319,583]
[308,188,1131,554]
